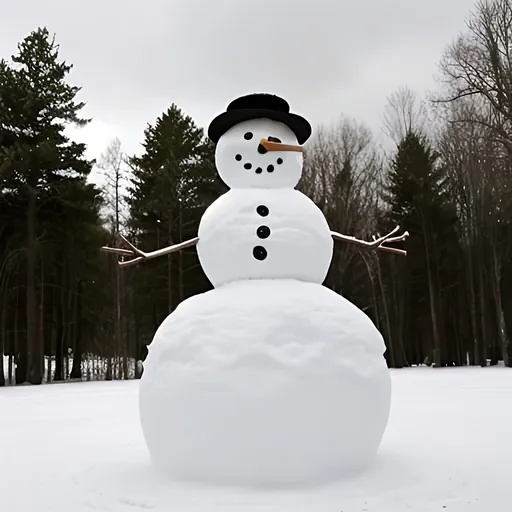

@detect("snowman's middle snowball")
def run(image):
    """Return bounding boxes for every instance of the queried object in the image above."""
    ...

[197,188,334,287]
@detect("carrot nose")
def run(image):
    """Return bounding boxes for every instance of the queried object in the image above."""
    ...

[259,138,304,153]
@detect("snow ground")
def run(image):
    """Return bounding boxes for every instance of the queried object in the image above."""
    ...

[1,366,510,511]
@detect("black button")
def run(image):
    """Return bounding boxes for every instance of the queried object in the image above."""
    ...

[277,158,283,164]
[267,164,274,172]
[253,246,267,260]
[257,205,269,216]
[257,226,271,239]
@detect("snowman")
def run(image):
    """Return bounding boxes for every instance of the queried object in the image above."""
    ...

[102,94,407,487]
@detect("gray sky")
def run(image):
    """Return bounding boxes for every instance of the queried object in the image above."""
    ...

[2,0,477,165]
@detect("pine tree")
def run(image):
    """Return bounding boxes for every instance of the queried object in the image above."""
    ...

[126,104,224,355]
[382,130,457,367]
[0,28,94,384]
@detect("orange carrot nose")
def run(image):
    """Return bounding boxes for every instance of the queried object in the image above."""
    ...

[259,138,304,153]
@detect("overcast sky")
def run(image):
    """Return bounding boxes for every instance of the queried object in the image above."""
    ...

[2,0,477,165]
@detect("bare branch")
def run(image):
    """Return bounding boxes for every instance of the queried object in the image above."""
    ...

[96,137,131,234]
[382,86,427,142]
[101,236,200,267]
[331,227,409,256]
[436,0,512,146]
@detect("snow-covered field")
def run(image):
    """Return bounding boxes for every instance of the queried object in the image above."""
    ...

[1,366,510,511]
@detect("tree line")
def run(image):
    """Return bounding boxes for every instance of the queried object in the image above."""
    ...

[1,0,511,386]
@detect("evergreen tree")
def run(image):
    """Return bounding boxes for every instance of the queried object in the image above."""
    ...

[38,178,107,381]
[382,130,458,367]
[126,104,225,357]
[0,28,95,384]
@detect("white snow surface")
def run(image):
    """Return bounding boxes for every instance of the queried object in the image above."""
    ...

[140,279,390,486]
[214,119,303,189]
[197,192,334,287]
[2,365,511,511]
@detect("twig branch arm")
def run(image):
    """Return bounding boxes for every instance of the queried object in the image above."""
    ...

[101,236,200,267]
[331,226,409,256]
[121,236,199,260]
[100,247,134,257]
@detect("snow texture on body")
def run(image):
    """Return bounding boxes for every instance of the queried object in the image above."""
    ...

[2,366,511,511]
[139,279,391,486]
[197,190,333,287]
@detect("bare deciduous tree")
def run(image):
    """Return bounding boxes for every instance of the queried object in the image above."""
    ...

[98,138,130,234]
[439,97,512,366]
[383,86,427,143]
[438,0,512,151]
[300,117,383,305]
[97,138,130,379]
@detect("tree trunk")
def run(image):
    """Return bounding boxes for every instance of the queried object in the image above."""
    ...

[168,215,173,313]
[8,353,13,385]
[54,319,64,382]
[14,284,26,384]
[39,262,46,381]
[115,257,122,380]
[5,289,12,384]
[27,185,42,384]
[105,357,113,381]
[70,281,82,380]
[0,302,6,387]
[465,242,479,365]
[477,262,488,367]
[492,252,510,366]
[378,261,396,367]
[49,283,58,383]
[422,222,442,367]
[178,206,184,304]
[121,268,129,380]
[54,264,66,381]
[134,311,143,379]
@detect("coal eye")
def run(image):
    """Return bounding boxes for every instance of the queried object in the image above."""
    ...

[268,136,281,143]
[244,132,253,140]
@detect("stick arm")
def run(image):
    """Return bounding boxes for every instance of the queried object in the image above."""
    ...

[135,237,199,260]
[101,236,199,268]
[331,226,409,256]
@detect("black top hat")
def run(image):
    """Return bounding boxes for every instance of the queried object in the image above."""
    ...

[208,93,312,145]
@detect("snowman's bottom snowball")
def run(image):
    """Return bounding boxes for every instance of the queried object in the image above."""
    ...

[139,279,391,487]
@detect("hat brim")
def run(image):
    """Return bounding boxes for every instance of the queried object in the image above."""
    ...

[208,109,312,145]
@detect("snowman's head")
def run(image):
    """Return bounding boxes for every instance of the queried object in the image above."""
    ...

[208,94,312,189]
[215,119,304,189]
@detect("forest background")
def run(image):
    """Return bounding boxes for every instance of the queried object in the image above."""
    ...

[2,0,512,385]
